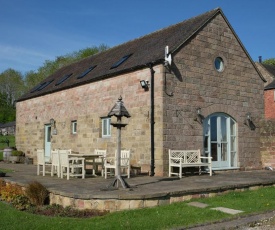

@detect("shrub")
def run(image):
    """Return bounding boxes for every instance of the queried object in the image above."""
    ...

[11,194,32,210]
[0,180,31,210]
[25,181,49,206]
[26,204,109,218]
[0,182,24,203]
[0,179,6,190]
[11,150,24,156]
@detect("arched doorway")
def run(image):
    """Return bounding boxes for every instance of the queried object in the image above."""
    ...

[203,113,237,169]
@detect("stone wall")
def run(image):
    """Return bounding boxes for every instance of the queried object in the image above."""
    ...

[260,119,275,169]
[163,13,264,173]
[49,184,267,212]
[16,66,165,175]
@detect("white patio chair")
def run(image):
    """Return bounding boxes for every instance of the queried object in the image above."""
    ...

[104,150,131,179]
[51,150,60,177]
[37,149,51,176]
[59,150,85,180]
[94,149,106,176]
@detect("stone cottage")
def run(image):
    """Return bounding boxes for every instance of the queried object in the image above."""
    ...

[0,121,16,136]
[16,8,265,176]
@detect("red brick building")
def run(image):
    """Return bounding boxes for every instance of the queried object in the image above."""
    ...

[255,62,275,168]
[257,63,275,119]
[16,8,265,176]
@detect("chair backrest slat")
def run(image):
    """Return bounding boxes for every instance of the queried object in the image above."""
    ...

[94,149,106,156]
[120,150,130,166]
[94,149,106,162]
[51,150,59,165]
[37,149,45,164]
[59,150,69,165]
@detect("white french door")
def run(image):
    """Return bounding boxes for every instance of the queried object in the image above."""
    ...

[44,124,51,163]
[203,113,237,169]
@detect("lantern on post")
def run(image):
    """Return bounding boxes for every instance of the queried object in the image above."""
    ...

[107,96,131,189]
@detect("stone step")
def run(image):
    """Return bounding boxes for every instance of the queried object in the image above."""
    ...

[211,207,244,215]
[187,202,209,208]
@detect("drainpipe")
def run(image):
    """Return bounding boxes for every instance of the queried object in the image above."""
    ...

[149,63,155,176]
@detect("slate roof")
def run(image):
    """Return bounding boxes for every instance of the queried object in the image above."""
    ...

[0,121,16,128]
[17,7,264,102]
[263,64,275,90]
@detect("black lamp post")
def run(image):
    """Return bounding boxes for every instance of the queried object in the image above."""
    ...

[107,96,131,189]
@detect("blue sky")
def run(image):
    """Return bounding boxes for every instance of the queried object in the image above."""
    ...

[0,0,274,74]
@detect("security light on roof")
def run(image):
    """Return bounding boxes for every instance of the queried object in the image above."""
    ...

[164,46,172,66]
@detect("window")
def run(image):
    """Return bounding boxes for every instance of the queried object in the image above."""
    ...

[31,80,54,93]
[102,117,111,137]
[71,121,77,134]
[31,83,44,93]
[214,57,224,72]
[77,65,97,79]
[110,54,132,69]
[55,73,73,86]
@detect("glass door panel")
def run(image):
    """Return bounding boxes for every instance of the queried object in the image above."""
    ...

[210,116,218,162]
[204,113,236,169]
[44,124,51,163]
[230,118,237,167]
[211,143,218,161]
[219,116,228,166]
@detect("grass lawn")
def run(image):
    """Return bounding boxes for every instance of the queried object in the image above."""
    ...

[0,135,15,149]
[1,186,275,229]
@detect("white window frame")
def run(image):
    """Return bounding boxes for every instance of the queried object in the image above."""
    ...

[102,117,111,137]
[214,57,224,72]
[71,120,77,134]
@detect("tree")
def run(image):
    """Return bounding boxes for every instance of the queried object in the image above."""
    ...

[24,44,109,91]
[73,44,109,60]
[0,44,109,123]
[0,69,25,106]
[0,92,15,123]
[24,70,47,91]
[262,58,275,66]
[0,69,23,123]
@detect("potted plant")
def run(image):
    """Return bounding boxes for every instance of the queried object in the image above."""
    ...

[9,150,24,163]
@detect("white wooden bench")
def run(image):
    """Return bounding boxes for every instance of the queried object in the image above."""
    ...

[169,149,212,178]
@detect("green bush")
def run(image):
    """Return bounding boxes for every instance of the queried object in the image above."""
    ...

[12,194,32,210]
[0,152,3,161]
[25,181,49,206]
[11,150,24,156]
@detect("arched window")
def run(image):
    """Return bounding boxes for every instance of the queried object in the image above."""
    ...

[203,113,237,169]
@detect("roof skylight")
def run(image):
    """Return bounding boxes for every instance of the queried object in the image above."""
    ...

[31,80,54,93]
[55,73,73,86]
[31,83,45,93]
[110,54,132,69]
[77,65,97,79]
